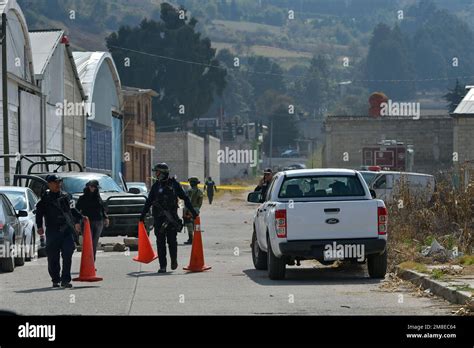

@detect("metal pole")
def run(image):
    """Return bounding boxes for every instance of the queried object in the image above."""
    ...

[269,118,273,167]
[2,13,10,185]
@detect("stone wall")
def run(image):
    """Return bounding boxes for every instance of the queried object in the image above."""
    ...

[205,135,221,184]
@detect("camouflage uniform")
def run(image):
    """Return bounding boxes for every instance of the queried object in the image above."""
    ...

[183,177,203,244]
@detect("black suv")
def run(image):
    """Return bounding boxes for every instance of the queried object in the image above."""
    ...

[2,153,153,237]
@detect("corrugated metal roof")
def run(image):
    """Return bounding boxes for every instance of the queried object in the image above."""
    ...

[29,30,64,77]
[72,51,123,116]
[122,85,158,97]
[453,87,474,115]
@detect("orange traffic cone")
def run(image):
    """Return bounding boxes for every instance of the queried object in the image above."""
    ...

[73,217,103,282]
[133,221,158,263]
[184,216,211,272]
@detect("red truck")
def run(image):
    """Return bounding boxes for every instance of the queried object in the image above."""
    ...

[362,141,413,171]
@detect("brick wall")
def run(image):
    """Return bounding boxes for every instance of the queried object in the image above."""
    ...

[154,132,205,182]
[453,116,474,164]
[323,116,453,174]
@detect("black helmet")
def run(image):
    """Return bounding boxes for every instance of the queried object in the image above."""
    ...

[188,176,200,185]
[154,162,170,181]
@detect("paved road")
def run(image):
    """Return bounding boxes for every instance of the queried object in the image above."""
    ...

[0,193,456,315]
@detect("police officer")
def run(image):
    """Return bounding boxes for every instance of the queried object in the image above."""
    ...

[139,163,198,273]
[203,176,217,204]
[183,177,203,245]
[254,168,273,202]
[36,175,83,288]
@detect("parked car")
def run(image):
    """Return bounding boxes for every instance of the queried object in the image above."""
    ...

[0,187,44,260]
[369,171,435,203]
[283,163,307,171]
[27,172,153,237]
[0,193,28,272]
[280,149,300,158]
[247,168,387,280]
[127,182,149,196]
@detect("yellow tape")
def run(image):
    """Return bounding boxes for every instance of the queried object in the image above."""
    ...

[179,182,253,191]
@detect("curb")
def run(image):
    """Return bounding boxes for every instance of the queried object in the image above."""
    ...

[396,266,473,309]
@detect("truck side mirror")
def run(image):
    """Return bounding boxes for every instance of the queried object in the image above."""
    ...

[247,192,262,203]
[370,189,376,199]
[128,188,141,194]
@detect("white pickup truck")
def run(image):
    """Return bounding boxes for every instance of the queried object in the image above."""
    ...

[247,169,388,280]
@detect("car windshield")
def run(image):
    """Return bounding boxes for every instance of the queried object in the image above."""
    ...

[360,172,378,185]
[1,191,27,210]
[279,175,366,198]
[61,176,124,194]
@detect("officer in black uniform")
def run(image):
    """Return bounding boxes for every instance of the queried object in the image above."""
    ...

[36,175,83,288]
[140,163,198,273]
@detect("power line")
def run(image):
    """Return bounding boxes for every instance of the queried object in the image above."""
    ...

[108,44,474,84]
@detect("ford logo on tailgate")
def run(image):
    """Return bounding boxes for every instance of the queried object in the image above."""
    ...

[325,218,339,224]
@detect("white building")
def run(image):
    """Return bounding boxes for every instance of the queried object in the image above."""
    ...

[73,52,123,180]
[29,29,86,162]
[0,0,41,185]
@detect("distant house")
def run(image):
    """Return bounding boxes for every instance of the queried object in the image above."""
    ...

[73,52,123,181]
[0,0,41,185]
[122,86,157,188]
[29,29,86,162]
[451,86,474,177]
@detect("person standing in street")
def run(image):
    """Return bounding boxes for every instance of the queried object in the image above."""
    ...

[35,175,83,288]
[139,163,198,273]
[76,180,109,261]
[203,176,217,204]
[183,177,203,245]
[254,168,273,202]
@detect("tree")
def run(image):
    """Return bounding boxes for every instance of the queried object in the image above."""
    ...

[206,49,254,120]
[106,3,226,131]
[444,79,466,113]
[263,104,300,155]
[291,55,334,117]
[247,56,285,98]
[366,24,415,100]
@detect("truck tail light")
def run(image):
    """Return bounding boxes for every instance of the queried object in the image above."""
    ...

[275,209,287,238]
[378,207,388,235]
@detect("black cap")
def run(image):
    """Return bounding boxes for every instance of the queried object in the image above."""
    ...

[86,179,100,188]
[46,174,62,183]
[263,168,273,174]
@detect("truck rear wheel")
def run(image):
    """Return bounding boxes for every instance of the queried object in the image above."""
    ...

[251,230,267,270]
[367,250,387,279]
[267,236,286,280]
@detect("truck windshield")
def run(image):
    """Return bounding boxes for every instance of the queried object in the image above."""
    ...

[279,175,366,198]
[360,172,378,185]
[62,176,124,194]
[2,191,27,210]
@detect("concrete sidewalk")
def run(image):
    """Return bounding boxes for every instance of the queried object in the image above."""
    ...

[396,264,474,311]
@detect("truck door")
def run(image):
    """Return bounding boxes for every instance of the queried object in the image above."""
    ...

[372,174,393,202]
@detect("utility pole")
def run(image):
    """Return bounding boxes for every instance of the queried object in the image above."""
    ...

[2,13,10,186]
[269,118,273,167]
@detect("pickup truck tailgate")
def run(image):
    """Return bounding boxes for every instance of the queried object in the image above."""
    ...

[285,200,379,240]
